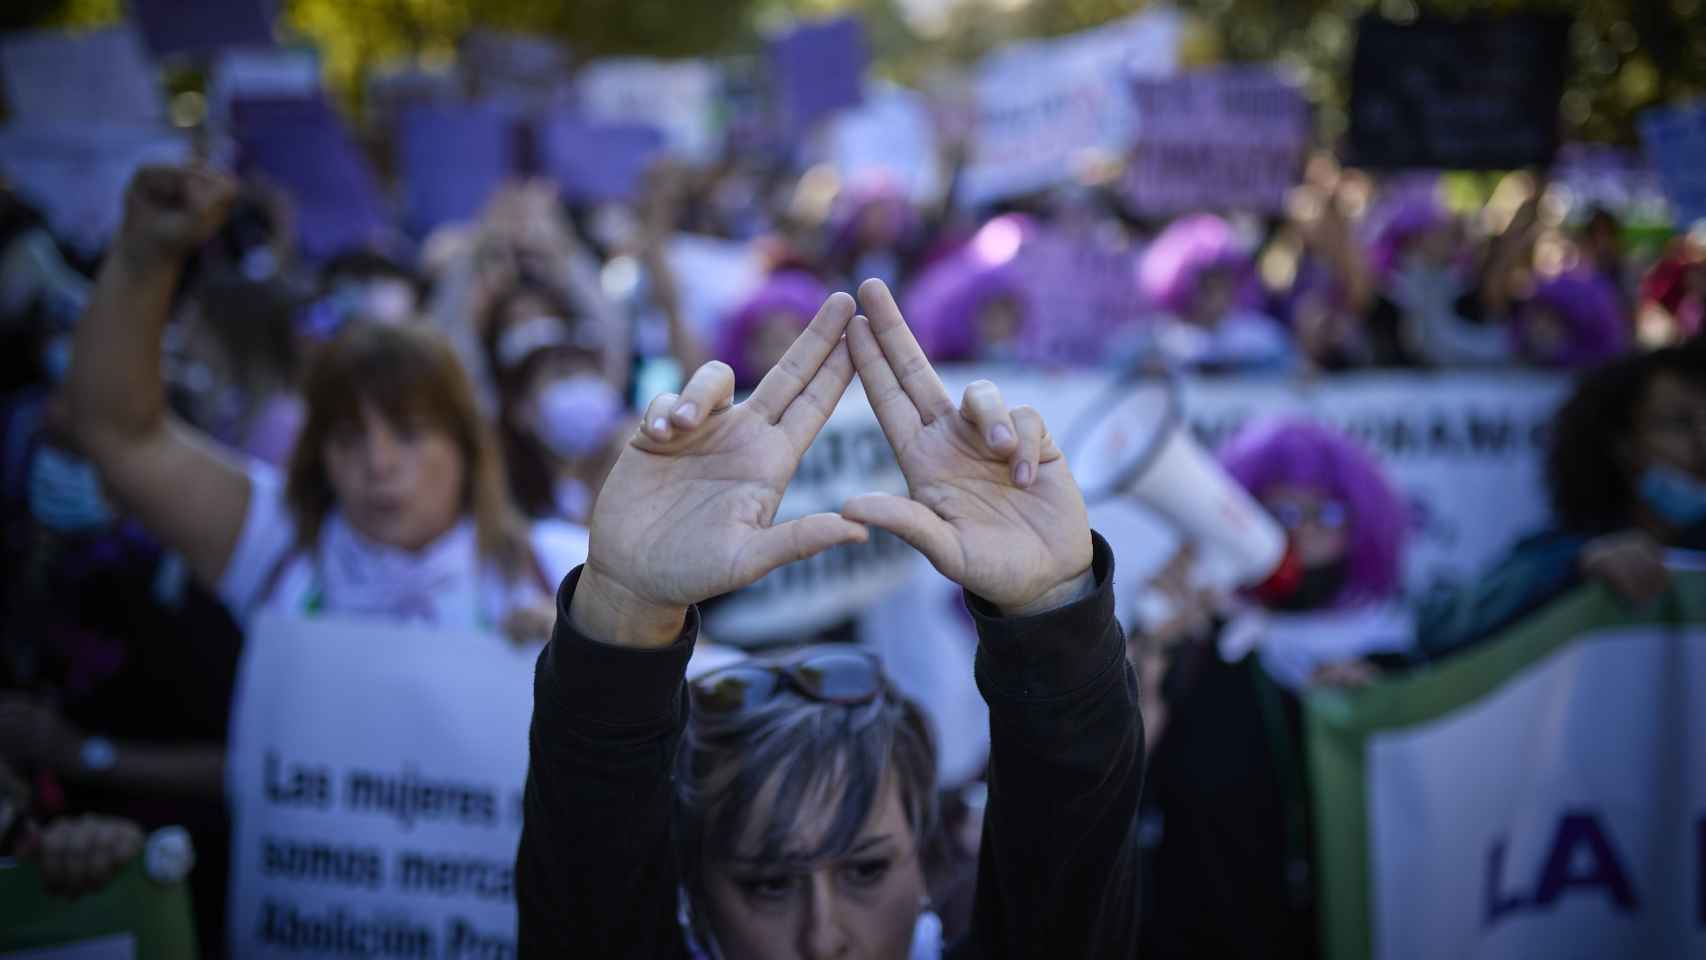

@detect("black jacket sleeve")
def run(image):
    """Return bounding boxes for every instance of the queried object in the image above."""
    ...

[953,532,1147,959]
[515,566,696,959]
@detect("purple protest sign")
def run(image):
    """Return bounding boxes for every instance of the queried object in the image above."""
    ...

[231,96,388,259]
[538,114,666,203]
[768,16,868,137]
[397,103,519,234]
[1123,67,1310,216]
[131,0,277,58]
[1010,225,1149,364]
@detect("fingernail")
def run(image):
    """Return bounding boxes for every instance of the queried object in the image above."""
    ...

[1015,461,1034,487]
[674,402,697,421]
[651,418,669,434]
[990,424,1013,448]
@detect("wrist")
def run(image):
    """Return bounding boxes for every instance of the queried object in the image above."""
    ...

[570,564,689,650]
[109,238,186,282]
[999,567,1095,618]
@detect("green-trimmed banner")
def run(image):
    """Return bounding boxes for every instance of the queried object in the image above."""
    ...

[1307,572,1706,959]
[0,855,197,958]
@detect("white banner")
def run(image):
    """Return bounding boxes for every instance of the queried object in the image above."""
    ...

[820,85,943,204]
[960,10,1180,206]
[577,58,722,164]
[226,615,535,959]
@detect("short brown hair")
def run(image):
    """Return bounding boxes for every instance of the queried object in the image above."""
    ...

[287,322,531,575]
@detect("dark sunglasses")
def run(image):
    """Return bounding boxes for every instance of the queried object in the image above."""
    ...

[692,646,883,714]
[1269,499,1349,532]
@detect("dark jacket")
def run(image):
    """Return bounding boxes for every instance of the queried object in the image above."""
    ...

[516,532,1145,957]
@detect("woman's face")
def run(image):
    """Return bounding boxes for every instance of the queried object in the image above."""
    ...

[1519,303,1570,362]
[1263,484,1350,569]
[702,776,926,960]
[322,402,465,552]
[1632,372,1706,484]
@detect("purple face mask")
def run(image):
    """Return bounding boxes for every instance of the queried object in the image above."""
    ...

[534,374,624,458]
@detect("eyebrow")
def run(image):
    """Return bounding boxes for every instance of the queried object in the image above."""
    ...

[726,834,895,867]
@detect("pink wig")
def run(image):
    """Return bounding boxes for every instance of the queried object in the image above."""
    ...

[1219,417,1407,606]
[715,271,829,387]
[902,214,1035,362]
[1366,196,1453,280]
[1138,214,1257,316]
[1515,271,1629,368]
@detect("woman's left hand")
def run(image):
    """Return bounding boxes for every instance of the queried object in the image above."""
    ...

[841,279,1093,615]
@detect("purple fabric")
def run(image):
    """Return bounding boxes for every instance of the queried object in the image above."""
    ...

[1137,214,1256,316]
[901,214,1035,362]
[397,103,518,235]
[715,272,830,386]
[1366,195,1452,280]
[1515,270,1630,367]
[769,16,868,136]
[538,114,667,203]
[132,0,275,58]
[1219,417,1407,606]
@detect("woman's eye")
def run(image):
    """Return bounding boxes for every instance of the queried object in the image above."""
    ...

[737,875,796,901]
[843,858,891,888]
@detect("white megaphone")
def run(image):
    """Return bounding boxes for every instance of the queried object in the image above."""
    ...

[1065,372,1298,599]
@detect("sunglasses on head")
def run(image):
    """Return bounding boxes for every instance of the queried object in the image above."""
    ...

[691,646,884,714]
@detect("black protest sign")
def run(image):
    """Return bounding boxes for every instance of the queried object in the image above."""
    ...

[1348,15,1568,170]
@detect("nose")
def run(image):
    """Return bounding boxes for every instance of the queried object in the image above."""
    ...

[360,423,403,479]
[799,872,850,960]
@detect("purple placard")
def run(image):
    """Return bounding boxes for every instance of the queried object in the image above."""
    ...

[131,0,276,58]
[231,96,389,259]
[397,103,519,234]
[538,114,667,202]
[1124,67,1309,215]
[768,16,868,137]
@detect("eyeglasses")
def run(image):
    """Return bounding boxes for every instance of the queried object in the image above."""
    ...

[692,646,883,715]
[1269,499,1349,532]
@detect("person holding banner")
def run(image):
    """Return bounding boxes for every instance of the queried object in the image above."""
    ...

[64,165,587,645]
[517,279,1143,957]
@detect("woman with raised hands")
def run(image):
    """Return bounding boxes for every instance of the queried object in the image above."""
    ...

[517,279,1145,958]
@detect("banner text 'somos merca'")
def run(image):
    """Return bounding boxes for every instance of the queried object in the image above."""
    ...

[1348,15,1568,171]
[226,615,536,959]
[1307,574,1706,960]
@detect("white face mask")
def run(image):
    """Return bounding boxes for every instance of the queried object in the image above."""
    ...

[533,375,624,459]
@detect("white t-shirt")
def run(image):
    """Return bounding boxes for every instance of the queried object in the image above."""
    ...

[219,461,588,632]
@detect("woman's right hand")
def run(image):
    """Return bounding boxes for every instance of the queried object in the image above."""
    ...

[570,292,868,648]
[115,166,235,270]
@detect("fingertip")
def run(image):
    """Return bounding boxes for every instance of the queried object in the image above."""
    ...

[1014,460,1035,488]
[669,402,699,427]
[827,290,856,314]
[647,417,673,441]
[858,277,886,300]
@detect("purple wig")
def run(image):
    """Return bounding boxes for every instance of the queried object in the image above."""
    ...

[715,271,830,386]
[1514,270,1630,368]
[1366,195,1453,280]
[1138,214,1257,316]
[826,179,920,259]
[902,214,1035,362]
[1219,417,1407,606]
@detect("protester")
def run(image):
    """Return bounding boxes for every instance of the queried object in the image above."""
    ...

[903,214,1033,364]
[64,166,587,645]
[713,270,831,390]
[1139,214,1294,372]
[516,279,1143,957]
[1134,417,1408,960]
[1415,337,1706,659]
[1509,269,1629,368]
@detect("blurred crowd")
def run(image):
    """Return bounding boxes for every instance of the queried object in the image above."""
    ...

[2,28,1705,958]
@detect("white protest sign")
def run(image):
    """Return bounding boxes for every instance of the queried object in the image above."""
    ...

[663,233,767,343]
[0,123,190,255]
[577,57,722,164]
[821,85,942,204]
[0,25,161,124]
[960,10,1180,207]
[227,615,536,959]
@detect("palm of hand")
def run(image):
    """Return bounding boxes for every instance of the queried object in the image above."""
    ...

[896,419,1090,608]
[591,407,803,608]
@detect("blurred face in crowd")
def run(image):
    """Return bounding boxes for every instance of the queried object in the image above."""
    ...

[1263,484,1350,570]
[1518,303,1570,362]
[701,773,927,960]
[1632,372,1706,487]
[750,312,808,384]
[1190,269,1236,327]
[512,349,625,462]
[321,403,465,551]
[1407,224,1459,272]
[974,296,1023,358]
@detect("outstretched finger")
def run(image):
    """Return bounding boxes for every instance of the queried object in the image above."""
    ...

[959,380,1017,459]
[840,493,960,580]
[1010,406,1044,488]
[748,292,857,422]
[640,392,682,442]
[670,361,736,429]
[848,313,920,452]
[778,339,855,452]
[857,278,953,422]
[737,513,869,585]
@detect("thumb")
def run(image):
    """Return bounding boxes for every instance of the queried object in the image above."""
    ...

[841,494,959,579]
[737,513,869,584]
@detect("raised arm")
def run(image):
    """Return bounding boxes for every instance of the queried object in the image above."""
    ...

[517,293,867,956]
[66,166,252,589]
[844,279,1144,957]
